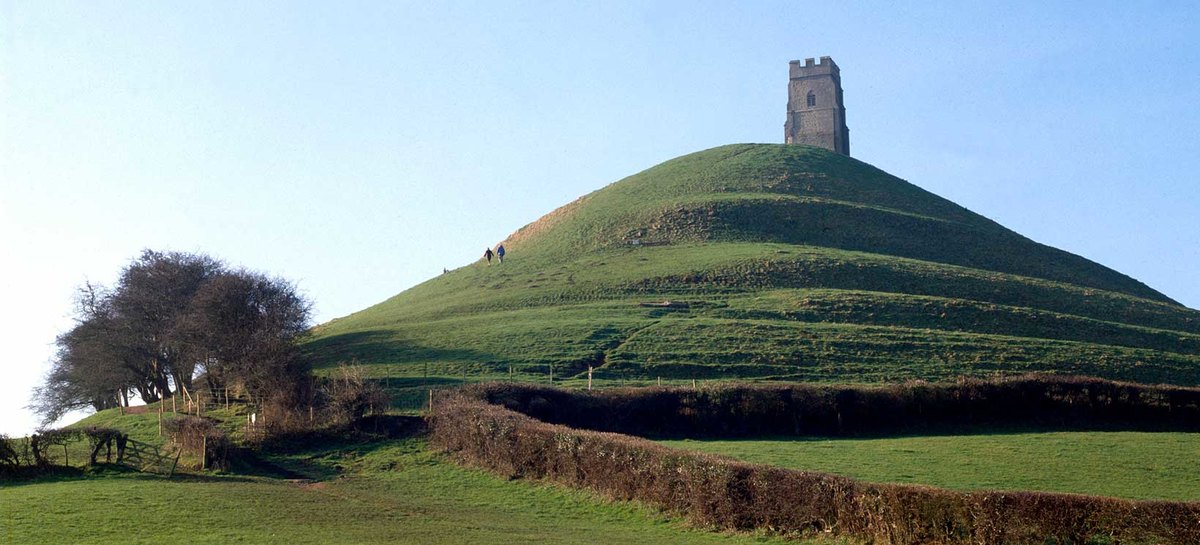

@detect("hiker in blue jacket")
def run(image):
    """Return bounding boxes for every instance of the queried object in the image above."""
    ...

[495,244,506,263]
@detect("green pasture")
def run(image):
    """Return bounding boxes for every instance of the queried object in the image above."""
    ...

[1,437,807,545]
[660,431,1200,501]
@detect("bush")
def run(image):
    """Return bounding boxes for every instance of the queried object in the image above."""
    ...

[0,434,21,474]
[164,416,230,470]
[80,426,127,465]
[320,363,389,427]
[29,428,84,466]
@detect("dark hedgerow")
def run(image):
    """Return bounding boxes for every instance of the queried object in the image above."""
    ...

[464,374,1200,438]
[430,375,1200,545]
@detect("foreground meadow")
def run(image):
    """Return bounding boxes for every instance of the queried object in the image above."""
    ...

[0,437,802,545]
[660,431,1200,501]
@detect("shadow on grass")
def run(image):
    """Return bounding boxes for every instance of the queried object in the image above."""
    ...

[302,329,499,370]
[0,465,86,486]
[262,439,415,481]
[0,464,262,488]
[382,376,473,389]
[249,416,429,481]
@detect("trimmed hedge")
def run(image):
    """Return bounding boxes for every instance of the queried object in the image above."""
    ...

[467,375,1200,438]
[430,376,1200,544]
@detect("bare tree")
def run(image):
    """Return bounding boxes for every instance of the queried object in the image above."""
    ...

[178,269,313,406]
[108,250,223,401]
[31,283,139,425]
[32,250,312,425]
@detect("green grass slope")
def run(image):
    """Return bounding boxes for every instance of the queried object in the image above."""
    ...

[306,144,1200,386]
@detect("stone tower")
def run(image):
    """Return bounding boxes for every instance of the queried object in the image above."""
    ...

[784,56,850,156]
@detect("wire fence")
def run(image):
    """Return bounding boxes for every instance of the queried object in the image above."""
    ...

[1,433,180,476]
[374,361,725,413]
[1,364,725,472]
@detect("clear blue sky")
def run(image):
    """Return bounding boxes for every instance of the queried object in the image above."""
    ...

[3,1,1198,434]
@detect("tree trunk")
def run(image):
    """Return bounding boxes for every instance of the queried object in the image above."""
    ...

[156,373,172,400]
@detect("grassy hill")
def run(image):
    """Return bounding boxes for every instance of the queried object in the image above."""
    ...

[305,144,1200,387]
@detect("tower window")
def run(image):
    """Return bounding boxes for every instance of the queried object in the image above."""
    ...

[806,91,816,107]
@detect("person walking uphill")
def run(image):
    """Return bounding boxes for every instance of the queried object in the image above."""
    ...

[495,244,506,263]
[483,247,494,265]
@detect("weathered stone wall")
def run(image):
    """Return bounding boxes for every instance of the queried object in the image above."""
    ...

[785,56,850,155]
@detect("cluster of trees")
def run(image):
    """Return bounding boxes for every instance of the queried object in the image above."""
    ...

[32,250,312,426]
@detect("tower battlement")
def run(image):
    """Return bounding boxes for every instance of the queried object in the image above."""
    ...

[784,56,849,155]
[789,56,840,78]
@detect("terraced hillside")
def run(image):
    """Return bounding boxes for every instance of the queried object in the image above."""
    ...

[306,144,1200,385]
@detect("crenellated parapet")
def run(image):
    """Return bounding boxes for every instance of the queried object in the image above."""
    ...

[789,56,840,79]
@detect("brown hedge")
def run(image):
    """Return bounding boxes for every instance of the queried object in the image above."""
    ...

[164,416,231,470]
[430,377,1200,544]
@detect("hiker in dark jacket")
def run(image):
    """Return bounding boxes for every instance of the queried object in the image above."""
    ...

[483,247,494,264]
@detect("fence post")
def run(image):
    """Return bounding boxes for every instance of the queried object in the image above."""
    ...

[158,403,163,436]
[201,435,207,471]
[588,366,593,391]
[549,363,554,384]
[428,389,433,413]
[167,450,180,479]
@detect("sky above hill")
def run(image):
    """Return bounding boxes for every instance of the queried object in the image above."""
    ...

[2,1,1198,435]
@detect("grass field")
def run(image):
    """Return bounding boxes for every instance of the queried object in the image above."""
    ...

[1,437,809,545]
[660,431,1200,501]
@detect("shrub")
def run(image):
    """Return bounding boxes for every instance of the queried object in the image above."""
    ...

[164,416,230,470]
[320,363,389,427]
[0,434,20,474]
[29,428,84,466]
